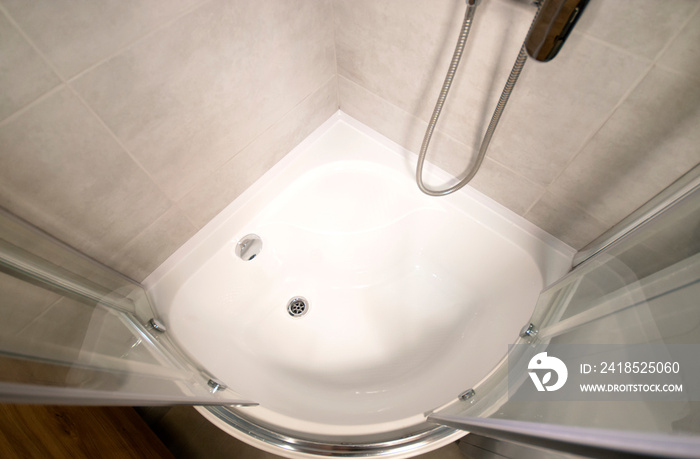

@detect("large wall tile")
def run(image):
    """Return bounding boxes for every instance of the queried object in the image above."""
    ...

[108,206,197,282]
[0,87,171,266]
[524,191,608,249]
[488,32,650,186]
[0,210,145,293]
[0,272,61,338]
[657,8,700,78]
[0,11,60,121]
[546,66,700,228]
[18,297,93,352]
[335,0,534,147]
[73,0,335,202]
[469,158,545,215]
[575,0,699,60]
[339,75,474,180]
[0,0,203,79]
[335,0,681,250]
[338,76,544,215]
[179,76,339,228]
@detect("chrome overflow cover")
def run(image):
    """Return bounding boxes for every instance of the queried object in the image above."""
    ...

[235,234,262,261]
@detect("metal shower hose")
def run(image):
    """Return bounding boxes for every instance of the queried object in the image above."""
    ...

[416,2,533,196]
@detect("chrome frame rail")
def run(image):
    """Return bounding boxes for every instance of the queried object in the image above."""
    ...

[207,406,461,457]
[427,415,700,459]
[573,163,700,268]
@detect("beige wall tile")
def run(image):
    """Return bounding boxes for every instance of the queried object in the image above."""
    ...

[546,66,700,228]
[575,0,699,60]
[339,76,544,215]
[335,0,534,146]
[0,0,204,79]
[108,206,198,282]
[1,0,337,282]
[0,87,171,266]
[0,271,62,337]
[339,75,474,178]
[17,297,93,351]
[335,0,650,188]
[469,158,545,215]
[0,11,60,121]
[657,8,700,78]
[0,210,147,294]
[179,76,339,228]
[525,191,608,249]
[73,0,335,202]
[488,32,650,186]
[336,0,700,247]
[339,75,424,153]
[2,0,697,279]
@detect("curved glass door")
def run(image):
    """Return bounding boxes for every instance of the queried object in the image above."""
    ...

[0,209,255,407]
[430,168,700,455]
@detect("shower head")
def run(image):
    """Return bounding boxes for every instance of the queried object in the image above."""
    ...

[525,0,590,62]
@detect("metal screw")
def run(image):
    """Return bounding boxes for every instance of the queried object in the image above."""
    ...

[459,388,476,401]
[208,379,226,393]
[147,318,167,333]
[520,322,538,338]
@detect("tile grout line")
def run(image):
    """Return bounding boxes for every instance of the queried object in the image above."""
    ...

[0,5,65,127]
[113,203,198,260]
[339,74,508,175]
[0,0,214,122]
[65,84,176,203]
[0,85,64,129]
[174,73,338,229]
[14,296,66,338]
[330,0,341,110]
[172,201,201,231]
[340,73,552,217]
[66,0,216,85]
[646,2,700,84]
[204,73,339,175]
[651,2,700,64]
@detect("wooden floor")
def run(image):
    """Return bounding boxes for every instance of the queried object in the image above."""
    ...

[0,405,173,458]
[0,404,465,458]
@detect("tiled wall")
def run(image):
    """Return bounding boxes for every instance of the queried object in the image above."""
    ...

[335,0,700,248]
[2,0,699,284]
[0,0,337,282]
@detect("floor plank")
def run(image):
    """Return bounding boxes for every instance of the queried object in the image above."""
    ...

[0,405,173,459]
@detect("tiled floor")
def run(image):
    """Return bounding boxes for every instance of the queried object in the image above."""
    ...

[137,406,464,459]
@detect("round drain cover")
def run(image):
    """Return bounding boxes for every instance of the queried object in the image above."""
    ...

[287,297,309,317]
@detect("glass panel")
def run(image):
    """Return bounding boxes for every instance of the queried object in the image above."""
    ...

[0,209,254,406]
[433,176,700,437]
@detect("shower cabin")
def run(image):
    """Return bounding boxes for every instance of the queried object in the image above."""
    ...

[1,0,700,457]
[1,160,699,457]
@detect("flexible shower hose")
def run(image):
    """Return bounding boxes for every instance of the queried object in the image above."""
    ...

[416,3,534,196]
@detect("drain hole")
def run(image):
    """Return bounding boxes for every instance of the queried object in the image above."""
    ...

[287,297,309,317]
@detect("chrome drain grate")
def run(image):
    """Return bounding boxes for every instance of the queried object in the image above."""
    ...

[287,297,309,317]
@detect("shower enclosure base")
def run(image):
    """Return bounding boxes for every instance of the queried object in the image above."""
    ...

[144,112,574,458]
